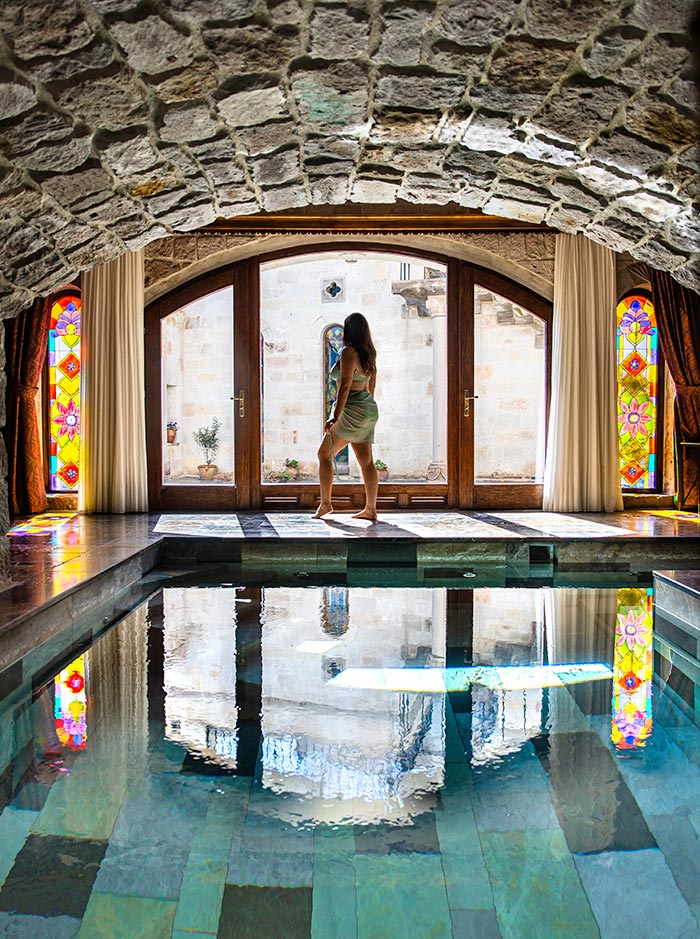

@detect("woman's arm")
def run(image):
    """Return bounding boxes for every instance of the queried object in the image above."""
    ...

[326,347,356,430]
[369,369,376,396]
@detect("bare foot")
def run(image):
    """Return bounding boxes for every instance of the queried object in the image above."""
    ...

[352,509,378,522]
[313,503,334,518]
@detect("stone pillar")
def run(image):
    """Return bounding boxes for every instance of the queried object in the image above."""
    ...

[426,295,447,482]
[0,325,10,586]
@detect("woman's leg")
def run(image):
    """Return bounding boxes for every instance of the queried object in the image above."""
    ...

[314,431,347,517]
[350,442,378,521]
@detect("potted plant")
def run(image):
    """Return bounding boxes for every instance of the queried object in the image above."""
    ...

[284,458,299,478]
[375,459,388,481]
[194,417,221,480]
[166,421,178,444]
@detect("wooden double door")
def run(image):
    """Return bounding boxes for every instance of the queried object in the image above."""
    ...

[145,246,551,512]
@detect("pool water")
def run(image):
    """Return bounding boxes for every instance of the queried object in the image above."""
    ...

[1,580,699,938]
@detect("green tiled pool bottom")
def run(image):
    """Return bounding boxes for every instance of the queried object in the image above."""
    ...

[1,578,700,938]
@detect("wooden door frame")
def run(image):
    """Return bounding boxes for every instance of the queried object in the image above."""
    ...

[145,261,258,510]
[145,244,553,511]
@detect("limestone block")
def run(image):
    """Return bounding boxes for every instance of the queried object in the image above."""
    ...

[26,38,116,86]
[375,72,466,110]
[305,156,354,178]
[368,111,440,144]
[151,60,220,104]
[482,196,548,224]
[671,259,700,293]
[111,16,194,76]
[161,103,220,143]
[668,215,700,253]
[526,0,618,41]
[376,4,433,67]
[625,93,698,150]
[8,0,94,59]
[428,41,488,78]
[304,136,361,162]
[100,134,162,178]
[123,224,168,253]
[587,129,670,175]
[546,204,590,232]
[399,174,456,204]
[217,85,288,128]
[630,238,687,272]
[535,78,628,141]
[0,74,37,121]
[496,154,556,188]
[170,0,257,20]
[461,113,521,154]
[574,164,638,197]
[615,190,684,223]
[267,0,302,26]
[615,36,690,88]
[261,185,307,212]
[310,6,369,59]
[581,26,645,79]
[55,71,150,131]
[586,217,646,254]
[521,135,583,167]
[203,25,300,75]
[19,134,92,173]
[620,0,697,34]
[309,174,349,205]
[435,0,518,47]
[1,108,74,157]
[62,231,126,269]
[42,166,114,211]
[292,62,369,127]
[252,147,301,186]
[239,120,299,156]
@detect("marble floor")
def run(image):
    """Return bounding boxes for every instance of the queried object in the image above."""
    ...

[3,509,700,642]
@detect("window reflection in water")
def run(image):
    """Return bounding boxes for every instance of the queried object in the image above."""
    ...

[611,588,654,750]
[163,587,238,767]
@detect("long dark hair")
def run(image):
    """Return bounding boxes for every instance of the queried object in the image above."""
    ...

[344,312,376,376]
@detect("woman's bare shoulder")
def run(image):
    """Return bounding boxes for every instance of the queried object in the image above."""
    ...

[340,345,357,362]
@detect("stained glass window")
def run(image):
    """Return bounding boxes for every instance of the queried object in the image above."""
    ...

[54,654,87,751]
[48,293,81,491]
[616,293,659,490]
[323,324,349,475]
[611,588,653,751]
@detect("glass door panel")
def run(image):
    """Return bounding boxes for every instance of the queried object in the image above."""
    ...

[473,284,546,485]
[161,285,235,487]
[260,252,447,485]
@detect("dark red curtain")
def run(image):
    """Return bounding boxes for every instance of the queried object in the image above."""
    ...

[4,297,51,516]
[649,270,700,509]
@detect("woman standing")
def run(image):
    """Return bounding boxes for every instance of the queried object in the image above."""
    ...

[314,312,379,521]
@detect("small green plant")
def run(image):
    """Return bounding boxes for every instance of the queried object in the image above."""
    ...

[374,459,387,470]
[284,458,298,468]
[193,417,221,466]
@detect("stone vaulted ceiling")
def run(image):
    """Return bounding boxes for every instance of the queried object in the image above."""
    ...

[0,0,698,315]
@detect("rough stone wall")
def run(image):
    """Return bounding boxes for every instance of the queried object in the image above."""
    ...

[0,326,9,582]
[0,0,696,324]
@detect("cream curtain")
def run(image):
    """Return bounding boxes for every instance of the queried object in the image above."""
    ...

[79,249,148,513]
[543,234,622,513]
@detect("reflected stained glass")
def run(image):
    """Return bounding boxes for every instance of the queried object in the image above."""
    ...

[323,323,348,474]
[54,654,87,751]
[611,588,653,751]
[617,293,658,490]
[48,294,81,491]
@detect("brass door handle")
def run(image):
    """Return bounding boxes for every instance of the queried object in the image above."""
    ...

[230,390,245,418]
[464,391,479,417]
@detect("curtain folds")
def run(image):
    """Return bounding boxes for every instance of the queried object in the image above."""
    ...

[4,297,51,516]
[79,249,147,514]
[543,234,623,513]
[649,269,700,509]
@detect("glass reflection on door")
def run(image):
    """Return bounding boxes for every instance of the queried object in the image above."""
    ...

[161,286,234,486]
[473,285,546,484]
[260,252,447,484]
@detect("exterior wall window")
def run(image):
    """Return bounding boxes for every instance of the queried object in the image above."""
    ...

[616,292,660,490]
[322,323,348,474]
[48,292,81,491]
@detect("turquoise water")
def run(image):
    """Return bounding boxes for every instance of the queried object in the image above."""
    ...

[0,580,699,938]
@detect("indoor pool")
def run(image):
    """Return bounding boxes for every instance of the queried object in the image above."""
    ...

[1,578,699,938]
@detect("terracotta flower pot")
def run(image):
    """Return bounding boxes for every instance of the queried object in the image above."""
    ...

[198,464,218,480]
[167,428,177,443]
[377,468,389,482]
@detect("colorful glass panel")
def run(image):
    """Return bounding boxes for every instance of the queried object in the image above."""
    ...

[611,588,653,751]
[616,293,658,490]
[323,324,349,473]
[54,654,87,751]
[48,294,81,491]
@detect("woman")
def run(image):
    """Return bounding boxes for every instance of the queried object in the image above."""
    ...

[314,312,379,521]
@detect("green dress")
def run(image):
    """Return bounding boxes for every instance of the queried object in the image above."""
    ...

[329,361,379,444]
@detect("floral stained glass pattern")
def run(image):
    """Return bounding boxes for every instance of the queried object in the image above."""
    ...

[616,294,658,489]
[323,324,349,474]
[611,588,653,751]
[48,294,81,491]
[55,654,88,750]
